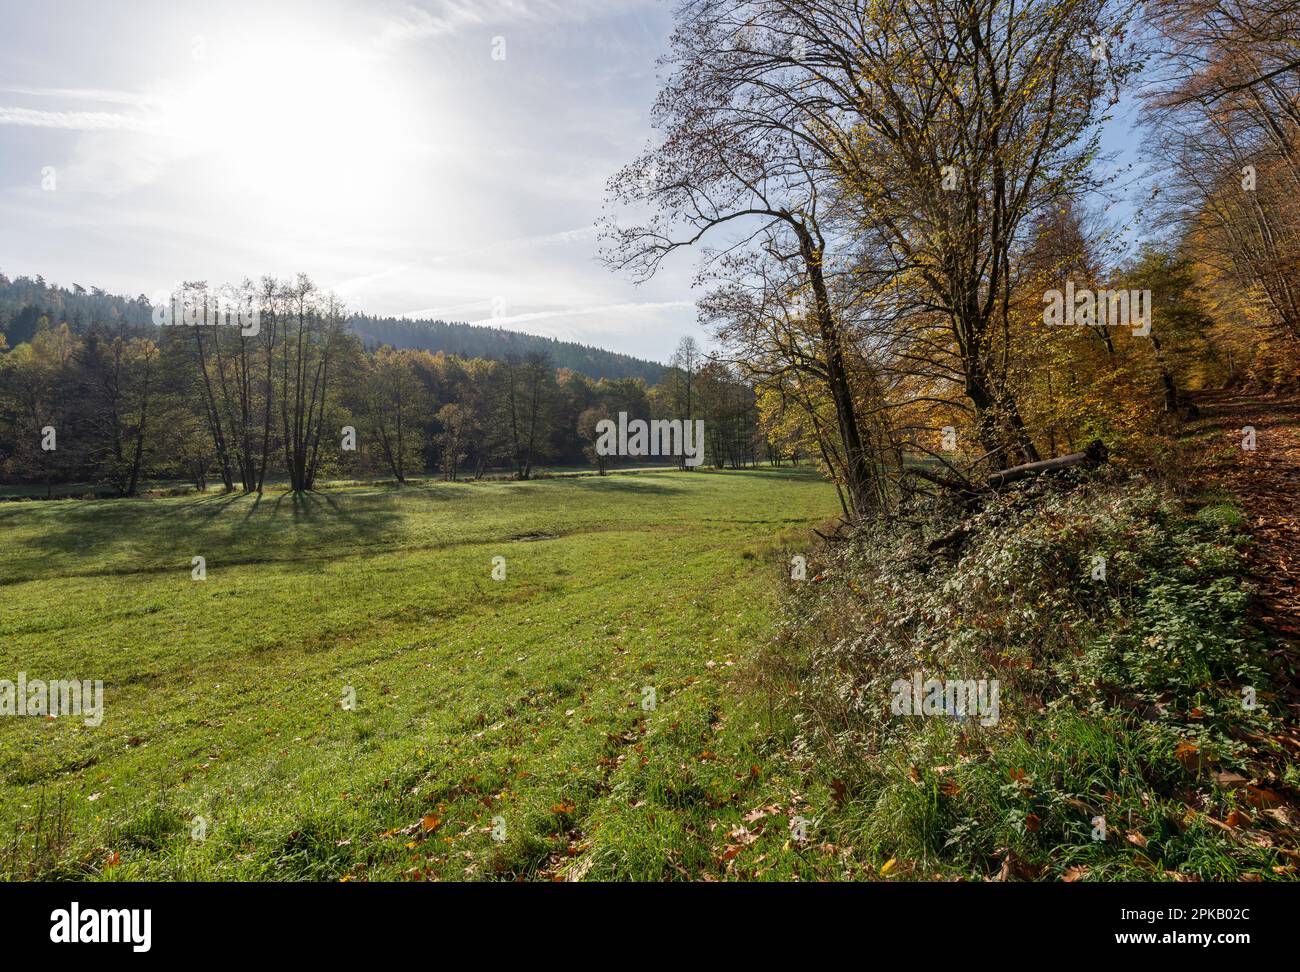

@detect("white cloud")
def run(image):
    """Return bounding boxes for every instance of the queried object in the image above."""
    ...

[372,0,651,48]
[0,85,160,107]
[0,106,155,132]
[466,299,693,327]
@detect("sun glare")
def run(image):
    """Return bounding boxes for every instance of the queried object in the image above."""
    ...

[166,36,411,222]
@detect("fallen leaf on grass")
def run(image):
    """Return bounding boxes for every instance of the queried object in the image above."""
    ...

[1174,740,1203,772]
[1245,786,1283,809]
[727,825,760,846]
[1211,771,1248,789]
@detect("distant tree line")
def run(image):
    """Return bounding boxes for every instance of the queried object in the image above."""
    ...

[351,315,664,384]
[0,275,788,496]
[0,273,665,386]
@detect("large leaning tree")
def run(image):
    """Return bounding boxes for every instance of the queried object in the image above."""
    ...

[605,0,1142,508]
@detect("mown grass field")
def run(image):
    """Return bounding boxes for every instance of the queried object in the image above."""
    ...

[0,467,844,880]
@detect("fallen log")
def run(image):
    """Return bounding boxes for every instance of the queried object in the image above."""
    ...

[904,439,1108,505]
[926,524,971,554]
[903,464,979,497]
[908,440,1109,562]
[985,439,1108,489]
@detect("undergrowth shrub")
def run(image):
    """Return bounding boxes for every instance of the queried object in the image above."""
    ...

[770,473,1290,877]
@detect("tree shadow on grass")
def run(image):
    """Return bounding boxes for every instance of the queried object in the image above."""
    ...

[0,487,408,585]
[537,476,684,496]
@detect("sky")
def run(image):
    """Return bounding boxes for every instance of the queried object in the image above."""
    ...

[0,0,698,362]
[0,1,1146,364]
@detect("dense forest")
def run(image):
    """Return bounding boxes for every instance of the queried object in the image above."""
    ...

[0,275,773,494]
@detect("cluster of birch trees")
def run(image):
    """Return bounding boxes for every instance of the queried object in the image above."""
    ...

[0,279,774,495]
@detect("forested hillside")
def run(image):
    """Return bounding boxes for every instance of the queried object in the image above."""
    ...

[0,274,663,383]
[350,314,663,384]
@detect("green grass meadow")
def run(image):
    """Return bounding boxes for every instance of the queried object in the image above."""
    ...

[0,468,844,880]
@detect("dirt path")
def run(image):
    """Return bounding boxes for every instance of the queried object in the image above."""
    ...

[1187,390,1300,706]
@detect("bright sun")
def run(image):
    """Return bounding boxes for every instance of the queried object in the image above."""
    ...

[165,36,411,223]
